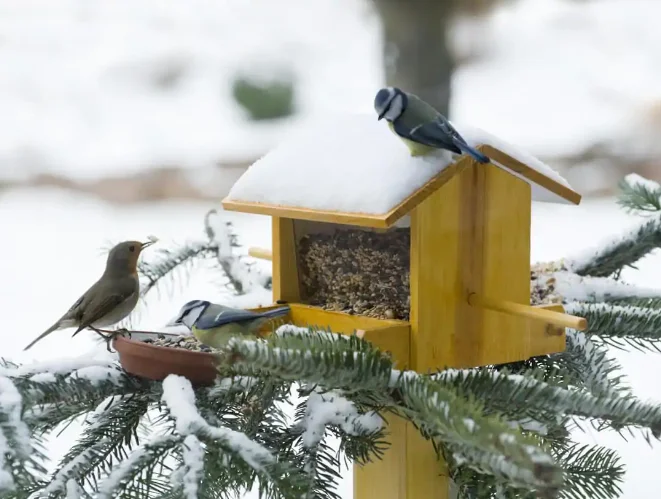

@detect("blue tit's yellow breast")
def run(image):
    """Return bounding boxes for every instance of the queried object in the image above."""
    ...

[386,122,435,157]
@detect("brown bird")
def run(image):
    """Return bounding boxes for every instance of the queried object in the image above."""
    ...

[23,239,157,351]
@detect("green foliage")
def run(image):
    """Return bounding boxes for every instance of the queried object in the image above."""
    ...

[232,73,296,122]
[617,176,661,214]
[7,176,661,498]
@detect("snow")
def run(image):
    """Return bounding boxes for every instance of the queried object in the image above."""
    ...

[0,354,118,378]
[0,377,31,458]
[0,0,382,181]
[43,443,108,496]
[2,189,661,497]
[565,213,661,273]
[66,479,83,499]
[227,113,453,215]
[551,271,661,302]
[227,113,576,216]
[67,365,123,386]
[97,434,180,499]
[624,173,661,192]
[161,374,275,470]
[181,434,205,499]
[461,126,575,204]
[299,388,383,449]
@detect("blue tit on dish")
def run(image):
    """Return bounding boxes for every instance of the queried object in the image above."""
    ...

[373,86,490,163]
[166,300,290,349]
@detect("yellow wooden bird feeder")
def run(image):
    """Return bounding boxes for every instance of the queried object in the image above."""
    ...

[221,113,587,499]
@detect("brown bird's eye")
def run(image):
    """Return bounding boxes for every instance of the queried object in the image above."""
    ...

[129,245,136,252]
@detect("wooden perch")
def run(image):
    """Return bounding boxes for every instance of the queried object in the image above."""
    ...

[467,293,587,331]
[248,247,273,261]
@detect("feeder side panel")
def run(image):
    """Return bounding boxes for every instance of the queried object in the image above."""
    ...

[471,164,533,366]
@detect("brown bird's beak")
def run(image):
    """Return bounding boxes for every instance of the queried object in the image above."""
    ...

[140,236,158,251]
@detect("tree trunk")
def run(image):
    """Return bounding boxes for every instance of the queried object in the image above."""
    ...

[372,0,455,115]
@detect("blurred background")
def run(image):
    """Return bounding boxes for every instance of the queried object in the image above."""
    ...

[2,0,661,497]
[2,0,660,200]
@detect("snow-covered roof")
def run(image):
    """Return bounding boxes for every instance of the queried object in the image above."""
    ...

[223,113,581,227]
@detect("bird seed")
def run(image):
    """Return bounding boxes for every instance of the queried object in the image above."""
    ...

[297,228,565,321]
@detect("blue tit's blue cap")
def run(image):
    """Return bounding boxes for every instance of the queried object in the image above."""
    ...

[374,87,396,120]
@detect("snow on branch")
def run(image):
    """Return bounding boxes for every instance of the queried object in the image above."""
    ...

[549,271,661,301]
[43,443,107,496]
[299,387,383,448]
[0,376,31,492]
[161,374,275,471]
[564,214,661,278]
[618,173,661,214]
[563,330,629,396]
[0,355,118,379]
[395,374,560,491]
[567,302,661,353]
[96,434,181,499]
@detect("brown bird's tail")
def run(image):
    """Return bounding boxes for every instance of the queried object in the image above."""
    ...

[23,321,62,351]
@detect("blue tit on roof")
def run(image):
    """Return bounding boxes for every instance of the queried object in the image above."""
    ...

[166,300,290,349]
[373,86,490,163]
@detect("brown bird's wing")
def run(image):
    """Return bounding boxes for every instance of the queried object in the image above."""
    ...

[71,276,139,336]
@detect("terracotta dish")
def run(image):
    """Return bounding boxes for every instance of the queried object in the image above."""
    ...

[113,334,218,386]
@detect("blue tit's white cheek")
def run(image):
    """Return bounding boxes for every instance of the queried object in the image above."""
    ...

[384,95,404,121]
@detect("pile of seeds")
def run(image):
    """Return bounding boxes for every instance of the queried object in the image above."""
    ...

[142,334,216,353]
[530,260,566,305]
[298,228,411,320]
[298,228,568,320]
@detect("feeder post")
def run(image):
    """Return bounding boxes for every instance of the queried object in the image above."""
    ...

[271,217,301,302]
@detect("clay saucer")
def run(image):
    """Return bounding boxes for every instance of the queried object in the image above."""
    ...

[113,333,218,386]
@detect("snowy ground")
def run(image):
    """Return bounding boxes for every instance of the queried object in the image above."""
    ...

[2,0,661,183]
[1,189,661,498]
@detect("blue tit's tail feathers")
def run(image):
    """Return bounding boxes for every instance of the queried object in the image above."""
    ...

[452,137,490,163]
[258,306,290,319]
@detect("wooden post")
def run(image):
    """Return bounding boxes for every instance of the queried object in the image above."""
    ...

[271,217,300,302]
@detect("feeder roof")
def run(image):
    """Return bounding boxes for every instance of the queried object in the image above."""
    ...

[222,113,581,228]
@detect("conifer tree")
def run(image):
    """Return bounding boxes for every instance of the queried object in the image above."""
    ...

[2,176,661,499]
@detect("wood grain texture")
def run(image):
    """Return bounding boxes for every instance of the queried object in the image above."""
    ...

[468,294,587,331]
[527,304,568,357]
[480,145,582,205]
[465,164,533,367]
[271,217,301,302]
[288,303,406,331]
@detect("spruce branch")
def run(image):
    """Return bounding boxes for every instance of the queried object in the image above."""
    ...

[565,214,661,278]
[551,271,661,302]
[435,367,661,440]
[226,333,561,492]
[567,302,661,353]
[555,443,624,499]
[617,174,661,214]
[396,374,561,492]
[137,239,218,298]
[161,374,308,498]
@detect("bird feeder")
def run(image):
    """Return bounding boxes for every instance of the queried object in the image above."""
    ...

[221,113,587,499]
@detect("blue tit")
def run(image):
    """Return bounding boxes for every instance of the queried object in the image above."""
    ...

[166,300,290,349]
[373,86,490,163]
